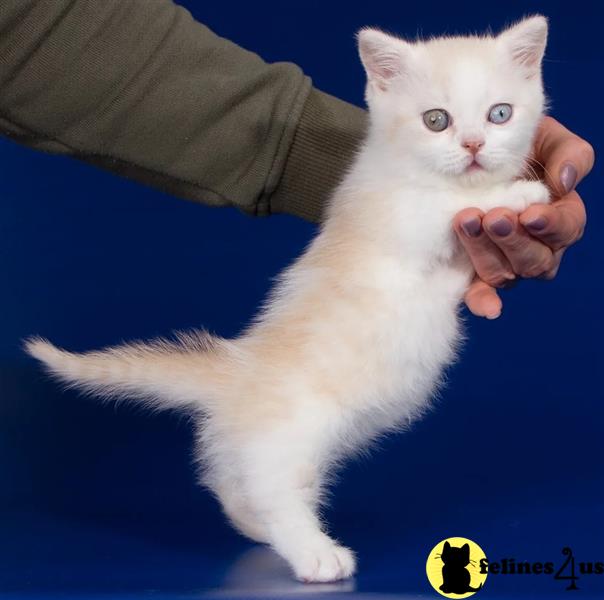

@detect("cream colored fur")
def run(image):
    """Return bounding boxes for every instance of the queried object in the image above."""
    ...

[26,16,550,583]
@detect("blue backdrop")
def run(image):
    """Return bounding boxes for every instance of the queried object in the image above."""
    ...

[1,1,602,598]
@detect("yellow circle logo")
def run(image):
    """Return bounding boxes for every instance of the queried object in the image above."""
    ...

[426,537,488,598]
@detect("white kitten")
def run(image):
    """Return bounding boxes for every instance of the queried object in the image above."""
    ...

[26,16,550,583]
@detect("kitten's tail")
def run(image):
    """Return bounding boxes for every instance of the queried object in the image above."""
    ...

[24,331,230,412]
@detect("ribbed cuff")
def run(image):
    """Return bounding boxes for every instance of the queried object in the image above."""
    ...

[269,88,367,223]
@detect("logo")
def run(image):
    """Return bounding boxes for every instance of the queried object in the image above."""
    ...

[426,537,488,598]
[427,540,604,594]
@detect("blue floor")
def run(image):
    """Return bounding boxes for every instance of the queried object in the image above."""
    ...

[2,481,603,598]
[2,379,602,598]
[2,483,603,598]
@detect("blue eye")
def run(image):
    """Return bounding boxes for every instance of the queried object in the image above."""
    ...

[423,109,450,132]
[488,103,513,124]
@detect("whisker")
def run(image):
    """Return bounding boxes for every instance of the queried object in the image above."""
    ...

[522,160,540,181]
[527,156,555,185]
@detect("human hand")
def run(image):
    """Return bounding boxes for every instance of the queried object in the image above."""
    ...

[453,116,595,319]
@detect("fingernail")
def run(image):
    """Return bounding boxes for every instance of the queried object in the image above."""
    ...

[525,216,548,232]
[486,310,501,320]
[559,162,577,194]
[489,217,513,237]
[461,218,481,237]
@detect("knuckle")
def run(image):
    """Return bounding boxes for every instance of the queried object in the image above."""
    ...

[519,258,553,279]
[539,267,559,281]
[483,272,512,288]
[497,233,526,252]
[547,237,570,252]
[579,139,595,166]
[565,217,586,247]
[540,115,556,131]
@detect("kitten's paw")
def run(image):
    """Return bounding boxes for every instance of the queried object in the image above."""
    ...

[290,538,356,583]
[478,180,551,214]
[504,180,551,212]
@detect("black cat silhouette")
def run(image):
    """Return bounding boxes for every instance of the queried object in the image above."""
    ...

[439,541,483,594]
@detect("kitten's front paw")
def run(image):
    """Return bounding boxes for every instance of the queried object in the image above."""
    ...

[290,538,356,583]
[478,180,551,214]
[503,180,551,213]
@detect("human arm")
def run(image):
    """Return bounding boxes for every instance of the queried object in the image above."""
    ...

[0,0,366,221]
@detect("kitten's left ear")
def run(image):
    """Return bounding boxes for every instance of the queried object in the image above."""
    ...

[498,15,548,76]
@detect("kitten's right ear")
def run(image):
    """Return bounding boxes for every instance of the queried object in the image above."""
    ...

[357,28,410,91]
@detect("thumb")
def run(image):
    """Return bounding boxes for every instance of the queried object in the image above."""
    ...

[464,277,502,320]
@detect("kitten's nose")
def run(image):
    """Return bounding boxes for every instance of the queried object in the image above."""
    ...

[462,140,485,155]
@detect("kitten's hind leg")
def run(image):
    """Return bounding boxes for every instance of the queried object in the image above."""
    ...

[240,432,356,583]
[215,480,270,544]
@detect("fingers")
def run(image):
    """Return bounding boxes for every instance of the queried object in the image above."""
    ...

[534,116,595,196]
[464,277,502,319]
[519,190,586,251]
[482,208,558,279]
[453,208,515,287]
[455,191,581,314]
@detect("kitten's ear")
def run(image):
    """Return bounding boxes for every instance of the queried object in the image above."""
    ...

[357,28,410,91]
[444,541,451,551]
[462,543,470,553]
[498,15,548,76]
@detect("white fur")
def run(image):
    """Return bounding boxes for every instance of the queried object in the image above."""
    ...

[25,17,550,583]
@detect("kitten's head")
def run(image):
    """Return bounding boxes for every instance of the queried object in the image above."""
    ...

[358,16,548,186]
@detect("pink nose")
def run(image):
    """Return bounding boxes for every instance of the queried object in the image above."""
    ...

[462,140,484,155]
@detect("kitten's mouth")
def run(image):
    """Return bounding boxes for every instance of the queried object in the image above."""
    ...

[466,159,484,172]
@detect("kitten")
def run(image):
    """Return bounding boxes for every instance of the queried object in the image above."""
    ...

[25,16,550,583]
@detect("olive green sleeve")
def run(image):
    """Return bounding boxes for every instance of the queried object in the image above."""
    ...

[0,0,367,222]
